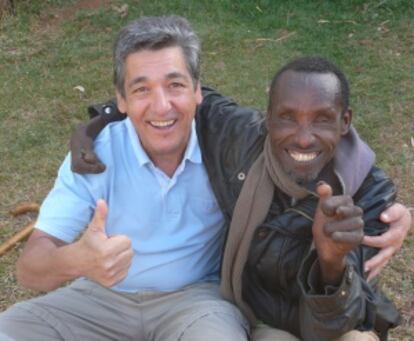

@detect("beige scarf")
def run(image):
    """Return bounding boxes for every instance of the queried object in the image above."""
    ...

[220,136,310,323]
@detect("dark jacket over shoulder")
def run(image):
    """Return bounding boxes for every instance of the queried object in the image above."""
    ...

[88,86,400,340]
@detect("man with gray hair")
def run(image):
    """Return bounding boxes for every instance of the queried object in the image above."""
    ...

[0,16,249,340]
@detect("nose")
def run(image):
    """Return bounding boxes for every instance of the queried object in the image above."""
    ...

[294,124,315,148]
[151,88,172,115]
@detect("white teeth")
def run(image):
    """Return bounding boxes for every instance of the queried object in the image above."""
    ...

[150,120,175,128]
[289,151,318,162]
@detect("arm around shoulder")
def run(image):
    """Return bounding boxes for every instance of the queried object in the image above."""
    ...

[70,99,126,175]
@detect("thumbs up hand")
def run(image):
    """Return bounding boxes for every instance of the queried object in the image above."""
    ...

[312,182,364,286]
[77,199,134,287]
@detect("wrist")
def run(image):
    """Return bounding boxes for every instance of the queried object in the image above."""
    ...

[318,256,346,286]
[58,241,87,280]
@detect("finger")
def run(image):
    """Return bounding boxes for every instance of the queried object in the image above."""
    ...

[116,247,134,269]
[104,247,133,275]
[107,235,132,254]
[71,148,105,174]
[89,199,108,234]
[82,150,98,164]
[364,247,394,272]
[322,196,354,216]
[364,246,395,279]
[110,262,132,285]
[335,205,363,219]
[81,150,106,172]
[362,232,392,249]
[85,162,106,173]
[380,203,405,223]
[331,230,364,244]
[105,251,133,286]
[324,216,364,235]
[72,161,106,174]
[366,263,385,282]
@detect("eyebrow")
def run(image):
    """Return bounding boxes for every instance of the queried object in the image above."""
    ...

[277,103,337,113]
[127,76,147,88]
[165,72,189,81]
[127,72,190,89]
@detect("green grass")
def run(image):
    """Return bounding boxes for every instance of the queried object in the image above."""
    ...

[1,0,413,339]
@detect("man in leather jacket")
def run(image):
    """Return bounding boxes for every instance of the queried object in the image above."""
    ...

[70,57,409,340]
[216,57,400,340]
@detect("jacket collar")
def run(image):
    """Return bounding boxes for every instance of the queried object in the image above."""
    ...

[334,125,375,196]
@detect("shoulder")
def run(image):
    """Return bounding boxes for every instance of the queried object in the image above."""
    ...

[95,119,128,147]
[354,166,396,235]
[355,166,396,202]
[198,86,266,131]
[93,119,131,162]
[196,86,267,157]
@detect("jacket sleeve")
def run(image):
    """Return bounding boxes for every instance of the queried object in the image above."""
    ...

[86,99,126,138]
[297,167,400,341]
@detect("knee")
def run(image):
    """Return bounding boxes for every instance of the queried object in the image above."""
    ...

[0,332,15,341]
[179,311,249,341]
[251,324,300,341]
[0,309,18,340]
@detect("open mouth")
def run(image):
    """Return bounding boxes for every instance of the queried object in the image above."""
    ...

[288,150,320,162]
[149,119,176,129]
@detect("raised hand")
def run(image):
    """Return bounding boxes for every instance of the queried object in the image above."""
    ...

[77,199,134,287]
[312,182,364,285]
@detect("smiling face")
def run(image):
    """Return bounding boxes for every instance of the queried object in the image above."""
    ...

[267,70,351,184]
[116,46,202,173]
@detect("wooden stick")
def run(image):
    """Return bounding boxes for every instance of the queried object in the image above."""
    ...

[0,222,34,257]
[10,202,40,217]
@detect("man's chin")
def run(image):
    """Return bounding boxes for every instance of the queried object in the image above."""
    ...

[286,169,320,185]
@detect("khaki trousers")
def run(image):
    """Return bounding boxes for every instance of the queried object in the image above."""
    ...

[252,323,379,341]
[0,279,248,341]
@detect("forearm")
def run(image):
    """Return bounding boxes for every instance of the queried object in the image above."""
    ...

[298,251,366,340]
[16,232,84,292]
[299,248,400,340]
[318,255,346,287]
[85,115,111,140]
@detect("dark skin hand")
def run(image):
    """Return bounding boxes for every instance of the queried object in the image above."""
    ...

[312,182,364,286]
[70,117,106,174]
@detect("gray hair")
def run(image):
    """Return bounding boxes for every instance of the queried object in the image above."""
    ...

[113,16,201,97]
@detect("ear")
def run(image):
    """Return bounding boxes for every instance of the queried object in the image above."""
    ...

[265,110,272,131]
[195,82,203,105]
[116,91,127,114]
[340,108,352,135]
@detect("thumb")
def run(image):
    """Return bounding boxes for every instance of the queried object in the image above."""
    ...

[314,181,333,221]
[313,182,335,243]
[316,181,333,200]
[89,199,108,234]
